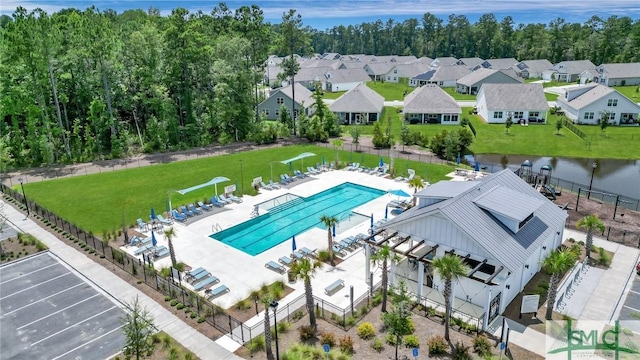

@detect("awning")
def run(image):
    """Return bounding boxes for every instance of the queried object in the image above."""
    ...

[177,176,230,195]
[280,152,316,165]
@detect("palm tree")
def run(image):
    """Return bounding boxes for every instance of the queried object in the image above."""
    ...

[262,297,275,360]
[320,215,339,266]
[432,254,468,342]
[408,176,424,206]
[542,248,577,320]
[290,257,322,332]
[577,214,605,260]
[371,244,400,313]
[163,227,177,266]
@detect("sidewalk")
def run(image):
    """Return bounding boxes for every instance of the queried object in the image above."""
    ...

[1,201,243,360]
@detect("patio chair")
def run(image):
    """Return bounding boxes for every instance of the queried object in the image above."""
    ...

[193,275,220,291]
[180,205,194,217]
[198,201,212,211]
[156,214,173,225]
[293,169,306,178]
[171,209,187,222]
[298,247,316,257]
[279,256,293,266]
[279,174,290,185]
[265,261,286,274]
[153,246,169,258]
[205,284,230,300]
[260,181,273,190]
[283,173,296,182]
[209,197,225,208]
[307,166,320,175]
[137,218,148,232]
[269,180,281,189]
[190,270,211,282]
[347,162,360,171]
[188,204,203,215]
[134,244,154,256]
[216,195,232,205]
[376,167,389,177]
[227,193,243,203]
[186,267,206,280]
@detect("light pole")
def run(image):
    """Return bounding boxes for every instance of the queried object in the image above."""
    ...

[587,162,597,199]
[240,160,244,195]
[17,177,29,219]
[270,300,280,360]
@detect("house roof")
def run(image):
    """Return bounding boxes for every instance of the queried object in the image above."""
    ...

[384,169,568,272]
[329,83,384,113]
[415,65,472,82]
[515,59,554,74]
[598,63,640,79]
[365,62,395,75]
[325,68,371,84]
[557,83,629,110]
[268,83,314,106]
[484,58,518,70]
[478,83,548,111]
[457,57,485,69]
[415,180,479,198]
[553,60,596,75]
[431,57,459,67]
[456,68,521,87]
[404,84,461,114]
[390,62,431,77]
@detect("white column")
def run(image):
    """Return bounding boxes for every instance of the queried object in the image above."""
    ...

[417,261,424,299]
[364,244,371,286]
[390,261,397,287]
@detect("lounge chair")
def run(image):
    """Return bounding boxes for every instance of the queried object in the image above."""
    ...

[279,174,290,185]
[298,247,316,257]
[265,261,286,274]
[130,235,151,246]
[188,204,203,215]
[209,197,225,208]
[198,201,212,211]
[180,205,194,217]
[227,193,243,203]
[193,275,220,291]
[293,169,307,178]
[153,246,169,258]
[186,267,206,279]
[206,284,230,299]
[137,218,148,232]
[377,167,389,177]
[279,256,293,266]
[347,162,359,171]
[190,270,211,282]
[171,209,187,222]
[328,163,335,170]
[283,174,295,183]
[157,214,173,225]
[134,244,154,256]
[218,194,234,204]
[260,181,273,190]
[269,180,281,189]
[367,166,380,175]
[307,166,319,175]
[332,243,346,256]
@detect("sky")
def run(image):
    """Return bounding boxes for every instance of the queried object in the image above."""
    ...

[2,0,639,29]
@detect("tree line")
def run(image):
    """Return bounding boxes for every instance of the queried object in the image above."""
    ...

[1,4,639,169]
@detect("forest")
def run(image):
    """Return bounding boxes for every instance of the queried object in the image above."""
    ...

[1,3,639,168]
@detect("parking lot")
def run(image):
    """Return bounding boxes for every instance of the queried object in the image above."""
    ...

[618,272,640,333]
[0,252,126,359]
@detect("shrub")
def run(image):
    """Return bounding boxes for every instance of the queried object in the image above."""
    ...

[197,317,205,323]
[568,237,576,243]
[345,316,357,327]
[598,247,611,267]
[164,296,171,302]
[316,249,330,262]
[338,335,354,354]
[184,307,191,313]
[404,334,419,348]
[170,299,178,307]
[292,309,304,321]
[452,341,471,360]
[320,331,336,347]
[246,335,265,352]
[407,318,415,334]
[190,312,197,319]
[386,333,399,346]
[277,321,291,333]
[472,335,492,356]
[299,325,315,341]
[371,337,384,352]
[357,322,376,340]
[427,335,447,355]
[425,306,436,317]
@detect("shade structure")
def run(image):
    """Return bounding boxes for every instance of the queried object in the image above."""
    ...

[456,153,461,165]
[379,157,384,167]
[292,235,297,252]
[475,161,480,172]
[280,152,316,171]
[177,176,230,196]
[151,231,157,247]
[388,189,411,197]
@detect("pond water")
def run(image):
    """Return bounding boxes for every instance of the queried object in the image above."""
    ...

[471,154,640,200]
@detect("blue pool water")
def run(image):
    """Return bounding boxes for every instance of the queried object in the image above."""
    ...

[211,182,385,255]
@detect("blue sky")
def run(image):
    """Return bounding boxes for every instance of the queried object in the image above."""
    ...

[3,0,639,29]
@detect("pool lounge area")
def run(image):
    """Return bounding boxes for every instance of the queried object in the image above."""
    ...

[121,168,416,311]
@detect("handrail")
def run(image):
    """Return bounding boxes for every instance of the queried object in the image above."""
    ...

[212,223,222,232]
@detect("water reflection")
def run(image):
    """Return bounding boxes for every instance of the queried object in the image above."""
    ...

[473,155,640,199]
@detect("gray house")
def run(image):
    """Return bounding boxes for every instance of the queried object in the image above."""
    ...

[404,84,461,124]
[553,60,596,82]
[477,58,518,70]
[330,83,384,125]
[456,57,485,70]
[511,59,554,79]
[410,65,471,87]
[592,63,640,86]
[257,83,314,120]
[456,68,522,95]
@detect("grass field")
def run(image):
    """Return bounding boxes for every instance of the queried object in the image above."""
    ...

[613,85,640,102]
[365,81,411,101]
[322,91,346,100]
[20,145,454,233]
[544,92,559,101]
[441,87,476,100]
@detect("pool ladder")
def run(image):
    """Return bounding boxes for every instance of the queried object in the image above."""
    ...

[212,223,222,232]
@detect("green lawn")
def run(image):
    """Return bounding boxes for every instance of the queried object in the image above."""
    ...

[613,85,640,102]
[441,87,476,100]
[20,145,454,233]
[365,81,411,101]
[322,91,346,100]
[544,92,559,101]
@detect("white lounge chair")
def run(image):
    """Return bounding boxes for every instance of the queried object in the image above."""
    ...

[227,193,243,203]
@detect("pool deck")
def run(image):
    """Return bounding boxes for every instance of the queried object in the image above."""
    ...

[122,169,420,310]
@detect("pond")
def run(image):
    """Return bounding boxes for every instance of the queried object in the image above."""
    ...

[471,154,640,201]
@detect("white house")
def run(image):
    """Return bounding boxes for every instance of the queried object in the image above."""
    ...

[556,84,640,125]
[329,83,384,125]
[384,62,430,83]
[403,84,461,124]
[476,83,549,124]
[510,59,554,79]
[592,63,640,86]
[369,169,568,330]
[553,60,596,82]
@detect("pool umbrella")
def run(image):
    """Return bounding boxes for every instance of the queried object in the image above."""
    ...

[289,161,293,170]
[456,153,461,165]
[475,161,480,172]
[370,213,374,228]
[379,157,384,167]
[385,205,388,219]
[150,208,156,222]
[291,235,297,252]
[388,189,411,202]
[332,223,336,237]
[322,156,326,165]
[151,231,157,247]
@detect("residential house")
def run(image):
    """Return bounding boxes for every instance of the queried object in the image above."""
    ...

[456,68,522,95]
[430,57,459,68]
[324,68,371,92]
[556,83,640,125]
[456,57,485,70]
[410,65,472,87]
[257,83,314,120]
[552,60,596,82]
[364,62,395,81]
[374,169,567,330]
[592,63,640,86]
[329,83,384,125]
[510,59,554,79]
[403,84,462,124]
[477,58,518,70]
[384,62,430,83]
[476,83,549,124]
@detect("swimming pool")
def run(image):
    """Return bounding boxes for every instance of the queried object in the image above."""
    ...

[211,182,385,255]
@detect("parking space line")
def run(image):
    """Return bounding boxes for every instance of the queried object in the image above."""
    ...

[0,273,73,301]
[16,293,101,330]
[0,263,58,285]
[1,283,85,317]
[31,306,118,346]
[624,304,640,313]
[630,290,640,295]
[50,325,123,360]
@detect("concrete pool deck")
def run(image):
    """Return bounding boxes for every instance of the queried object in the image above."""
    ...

[123,169,418,310]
